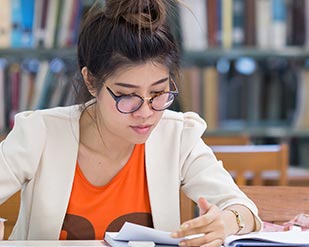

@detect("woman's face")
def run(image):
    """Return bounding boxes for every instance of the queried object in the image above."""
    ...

[95,62,170,144]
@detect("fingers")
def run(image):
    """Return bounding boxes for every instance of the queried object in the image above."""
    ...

[178,233,224,247]
[172,212,225,240]
[198,197,211,216]
[172,213,217,238]
[171,198,225,247]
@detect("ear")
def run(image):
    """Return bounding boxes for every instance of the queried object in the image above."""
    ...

[81,67,96,97]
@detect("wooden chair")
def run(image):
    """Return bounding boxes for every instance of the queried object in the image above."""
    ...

[202,134,250,146]
[240,185,309,225]
[0,191,20,240]
[180,185,309,226]
[180,143,289,222]
[210,143,289,186]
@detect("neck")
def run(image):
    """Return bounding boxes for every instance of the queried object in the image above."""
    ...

[79,105,135,161]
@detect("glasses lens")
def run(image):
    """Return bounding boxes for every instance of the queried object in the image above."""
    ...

[117,95,143,113]
[152,92,175,111]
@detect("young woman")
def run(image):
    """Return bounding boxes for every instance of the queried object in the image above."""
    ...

[0,0,261,246]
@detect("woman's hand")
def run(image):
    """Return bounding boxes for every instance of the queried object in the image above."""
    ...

[171,198,235,247]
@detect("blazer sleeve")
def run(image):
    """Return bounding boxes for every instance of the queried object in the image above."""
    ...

[0,111,46,204]
[179,113,262,229]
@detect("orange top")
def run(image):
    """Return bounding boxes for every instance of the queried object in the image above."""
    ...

[59,144,153,240]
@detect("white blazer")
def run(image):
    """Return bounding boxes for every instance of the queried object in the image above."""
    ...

[0,105,261,240]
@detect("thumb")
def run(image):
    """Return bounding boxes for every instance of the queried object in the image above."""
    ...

[198,197,211,216]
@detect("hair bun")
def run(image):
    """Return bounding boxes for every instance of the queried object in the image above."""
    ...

[104,0,167,29]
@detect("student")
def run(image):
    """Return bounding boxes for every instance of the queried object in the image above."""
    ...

[0,0,261,245]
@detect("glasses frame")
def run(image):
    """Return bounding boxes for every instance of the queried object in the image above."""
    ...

[105,77,179,114]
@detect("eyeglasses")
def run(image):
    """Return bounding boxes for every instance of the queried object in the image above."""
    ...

[105,77,178,114]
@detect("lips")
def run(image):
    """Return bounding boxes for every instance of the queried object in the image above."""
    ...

[131,124,152,134]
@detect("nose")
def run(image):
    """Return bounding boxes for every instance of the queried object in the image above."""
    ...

[132,98,154,118]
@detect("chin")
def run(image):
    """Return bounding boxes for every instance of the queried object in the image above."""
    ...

[130,134,151,145]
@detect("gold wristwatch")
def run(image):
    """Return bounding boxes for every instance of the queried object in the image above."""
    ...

[228,209,244,234]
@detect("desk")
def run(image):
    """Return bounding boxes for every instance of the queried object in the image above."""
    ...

[0,241,106,247]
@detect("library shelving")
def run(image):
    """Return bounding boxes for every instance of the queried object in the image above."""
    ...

[2,0,309,167]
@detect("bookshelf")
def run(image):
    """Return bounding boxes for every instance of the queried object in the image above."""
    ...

[176,0,309,168]
[1,0,309,167]
[182,47,309,65]
[0,48,76,61]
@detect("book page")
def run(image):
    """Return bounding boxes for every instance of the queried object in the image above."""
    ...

[224,231,309,247]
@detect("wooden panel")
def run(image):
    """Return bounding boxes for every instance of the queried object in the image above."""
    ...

[202,135,250,146]
[180,191,195,223]
[0,135,6,142]
[0,192,20,240]
[181,186,309,226]
[240,186,309,225]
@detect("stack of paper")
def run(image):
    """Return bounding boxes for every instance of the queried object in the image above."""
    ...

[105,222,309,247]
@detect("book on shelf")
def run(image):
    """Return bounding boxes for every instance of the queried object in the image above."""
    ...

[202,66,218,130]
[56,0,75,47]
[255,0,271,48]
[216,0,223,47]
[44,0,60,48]
[33,0,48,47]
[11,0,23,48]
[20,0,35,47]
[178,0,207,51]
[36,59,66,110]
[232,0,245,47]
[292,67,309,129]
[288,0,306,46]
[18,59,39,112]
[48,73,69,108]
[0,0,11,48]
[221,0,233,49]
[206,0,218,47]
[179,67,194,113]
[247,69,262,123]
[28,61,49,110]
[9,63,21,129]
[189,67,202,114]
[244,0,256,46]
[271,0,287,49]
[266,69,282,121]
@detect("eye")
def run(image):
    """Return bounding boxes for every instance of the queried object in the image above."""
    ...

[115,91,137,97]
[151,90,165,95]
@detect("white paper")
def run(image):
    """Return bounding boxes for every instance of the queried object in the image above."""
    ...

[107,222,182,245]
[224,231,309,246]
[106,222,204,246]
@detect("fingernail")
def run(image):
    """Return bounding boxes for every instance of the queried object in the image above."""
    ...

[170,232,178,238]
[181,223,189,229]
[179,241,186,246]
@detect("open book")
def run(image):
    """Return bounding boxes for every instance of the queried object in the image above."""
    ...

[224,231,309,247]
[105,222,309,247]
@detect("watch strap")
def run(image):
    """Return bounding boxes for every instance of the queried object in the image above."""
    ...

[227,209,244,234]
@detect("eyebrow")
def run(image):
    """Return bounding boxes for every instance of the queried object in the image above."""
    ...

[114,77,169,88]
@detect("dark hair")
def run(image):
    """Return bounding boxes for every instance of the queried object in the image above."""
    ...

[74,0,180,105]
